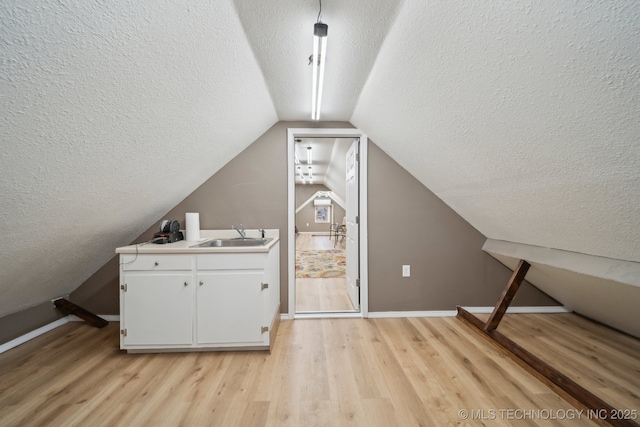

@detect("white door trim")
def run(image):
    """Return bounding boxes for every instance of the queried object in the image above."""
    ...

[287,128,369,319]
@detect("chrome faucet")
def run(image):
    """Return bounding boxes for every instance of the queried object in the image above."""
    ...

[258,228,265,239]
[232,224,246,239]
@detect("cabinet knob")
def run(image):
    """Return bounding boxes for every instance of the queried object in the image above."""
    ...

[154,262,159,266]
[184,281,188,286]
[199,281,203,286]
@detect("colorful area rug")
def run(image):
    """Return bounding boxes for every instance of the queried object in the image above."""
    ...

[296,249,346,278]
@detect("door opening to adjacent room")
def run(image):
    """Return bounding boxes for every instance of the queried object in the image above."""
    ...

[287,128,368,319]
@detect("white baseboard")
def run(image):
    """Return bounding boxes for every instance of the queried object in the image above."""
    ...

[0,314,120,355]
[279,312,362,320]
[2,307,568,355]
[0,317,69,355]
[67,314,120,322]
[368,310,457,318]
[294,312,363,319]
[462,306,569,314]
[280,306,569,321]
[368,306,569,319]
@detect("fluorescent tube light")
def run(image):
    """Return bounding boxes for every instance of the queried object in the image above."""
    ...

[311,22,328,121]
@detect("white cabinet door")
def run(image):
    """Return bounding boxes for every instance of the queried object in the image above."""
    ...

[122,273,193,346]
[196,271,264,344]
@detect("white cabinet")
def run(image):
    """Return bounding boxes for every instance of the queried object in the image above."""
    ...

[196,271,264,344]
[118,242,280,353]
[122,273,193,346]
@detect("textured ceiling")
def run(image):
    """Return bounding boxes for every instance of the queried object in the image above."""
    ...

[351,0,640,263]
[232,0,404,121]
[0,0,277,316]
[1,0,639,322]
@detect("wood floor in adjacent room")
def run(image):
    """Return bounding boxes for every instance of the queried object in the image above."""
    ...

[0,313,638,426]
[295,233,354,312]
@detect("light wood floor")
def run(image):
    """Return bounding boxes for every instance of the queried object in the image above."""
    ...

[295,233,354,313]
[479,312,640,414]
[1,314,637,426]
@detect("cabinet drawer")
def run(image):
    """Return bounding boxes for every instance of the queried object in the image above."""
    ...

[196,253,266,270]
[122,254,193,271]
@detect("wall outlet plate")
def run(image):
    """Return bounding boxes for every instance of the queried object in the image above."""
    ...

[402,265,410,277]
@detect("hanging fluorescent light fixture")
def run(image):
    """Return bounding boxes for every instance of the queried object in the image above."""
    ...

[294,138,301,164]
[311,22,328,121]
[307,146,313,164]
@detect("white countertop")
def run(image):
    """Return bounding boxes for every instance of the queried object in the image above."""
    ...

[115,229,279,254]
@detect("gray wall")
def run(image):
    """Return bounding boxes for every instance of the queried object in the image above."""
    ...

[68,121,353,318]
[295,184,346,233]
[367,142,554,310]
[0,301,67,344]
[1,120,557,344]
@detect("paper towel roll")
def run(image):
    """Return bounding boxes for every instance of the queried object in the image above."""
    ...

[185,212,200,241]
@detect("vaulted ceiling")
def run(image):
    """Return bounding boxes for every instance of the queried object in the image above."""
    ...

[1,0,639,319]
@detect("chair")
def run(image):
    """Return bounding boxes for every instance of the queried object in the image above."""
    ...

[329,222,340,241]
[334,217,347,247]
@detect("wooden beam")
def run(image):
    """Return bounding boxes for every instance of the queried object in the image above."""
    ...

[484,259,530,332]
[53,298,108,328]
[456,306,639,427]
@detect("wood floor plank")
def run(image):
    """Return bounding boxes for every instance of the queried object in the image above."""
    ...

[370,319,437,426]
[299,399,332,427]
[361,398,400,427]
[323,319,368,426]
[0,314,637,426]
[265,321,304,426]
[299,321,330,402]
[345,320,389,400]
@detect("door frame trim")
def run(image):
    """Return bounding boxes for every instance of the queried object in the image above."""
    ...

[287,128,369,319]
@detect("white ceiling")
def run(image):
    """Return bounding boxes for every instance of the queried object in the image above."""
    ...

[0,0,277,316]
[294,138,351,196]
[233,0,405,121]
[351,0,640,263]
[1,0,639,321]
[294,138,334,185]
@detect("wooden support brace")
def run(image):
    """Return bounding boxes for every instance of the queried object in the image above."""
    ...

[484,259,530,332]
[54,298,108,328]
[456,307,639,427]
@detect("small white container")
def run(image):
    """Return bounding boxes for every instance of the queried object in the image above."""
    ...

[185,212,200,241]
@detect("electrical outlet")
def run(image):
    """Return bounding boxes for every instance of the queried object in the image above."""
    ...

[402,265,410,277]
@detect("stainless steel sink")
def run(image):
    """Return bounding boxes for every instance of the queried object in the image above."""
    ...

[190,238,273,248]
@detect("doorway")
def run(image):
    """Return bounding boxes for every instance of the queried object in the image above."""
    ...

[287,128,368,319]
[293,138,354,313]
